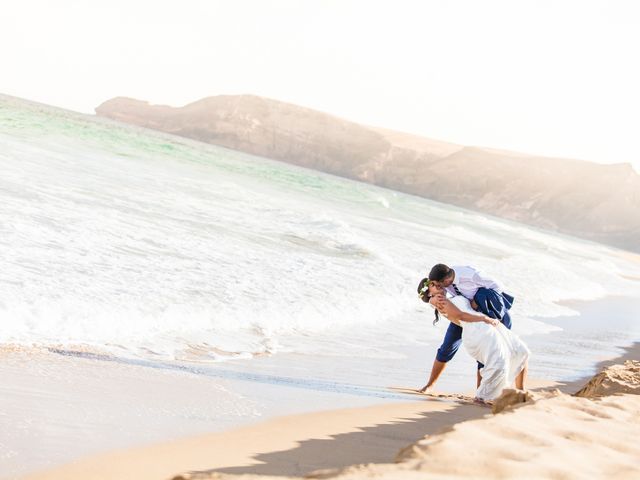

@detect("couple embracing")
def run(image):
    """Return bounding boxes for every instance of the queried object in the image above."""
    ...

[417,264,530,403]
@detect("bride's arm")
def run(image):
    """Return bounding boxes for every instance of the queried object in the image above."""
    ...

[459,311,499,325]
[430,295,499,326]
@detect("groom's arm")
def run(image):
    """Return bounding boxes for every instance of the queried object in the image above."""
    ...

[471,269,503,294]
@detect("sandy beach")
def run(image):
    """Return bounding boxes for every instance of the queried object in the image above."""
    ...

[23,399,484,480]
[20,343,640,480]
[19,386,545,480]
[6,293,637,480]
[4,297,639,480]
[3,94,640,480]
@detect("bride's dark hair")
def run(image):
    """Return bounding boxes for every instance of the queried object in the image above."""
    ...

[417,277,440,325]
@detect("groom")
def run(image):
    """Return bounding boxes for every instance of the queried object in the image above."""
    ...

[419,264,516,393]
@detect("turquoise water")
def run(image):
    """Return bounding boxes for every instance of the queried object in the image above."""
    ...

[1,93,639,368]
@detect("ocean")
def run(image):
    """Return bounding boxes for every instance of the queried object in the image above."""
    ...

[1,94,639,476]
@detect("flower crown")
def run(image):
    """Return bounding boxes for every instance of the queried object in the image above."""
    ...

[418,279,431,300]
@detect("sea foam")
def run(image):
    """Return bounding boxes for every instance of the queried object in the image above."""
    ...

[1,95,639,362]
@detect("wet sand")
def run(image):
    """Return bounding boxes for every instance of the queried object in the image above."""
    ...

[24,346,640,480]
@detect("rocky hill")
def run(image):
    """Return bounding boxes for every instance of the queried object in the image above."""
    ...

[95,95,640,253]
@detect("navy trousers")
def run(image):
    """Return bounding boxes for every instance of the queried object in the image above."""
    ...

[435,288,514,368]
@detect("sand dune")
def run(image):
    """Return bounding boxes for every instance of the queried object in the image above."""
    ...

[304,390,640,480]
[575,360,640,397]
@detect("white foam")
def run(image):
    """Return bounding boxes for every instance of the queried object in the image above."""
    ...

[1,97,639,361]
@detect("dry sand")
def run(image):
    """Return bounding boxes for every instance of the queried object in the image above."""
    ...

[310,388,640,480]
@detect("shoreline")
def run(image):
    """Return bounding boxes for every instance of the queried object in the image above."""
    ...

[523,294,640,384]
[25,344,640,480]
[5,299,639,480]
[23,380,560,480]
[21,343,637,480]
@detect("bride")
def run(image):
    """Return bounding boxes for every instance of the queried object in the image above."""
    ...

[417,278,530,402]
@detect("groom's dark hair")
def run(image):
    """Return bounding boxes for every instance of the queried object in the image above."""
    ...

[429,264,452,282]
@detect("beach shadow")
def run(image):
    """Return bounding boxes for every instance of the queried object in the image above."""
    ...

[185,401,487,477]
[177,344,640,478]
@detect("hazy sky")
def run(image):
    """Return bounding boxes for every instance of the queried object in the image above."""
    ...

[3,0,639,170]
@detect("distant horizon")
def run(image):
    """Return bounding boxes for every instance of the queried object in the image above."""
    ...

[6,90,638,174]
[3,1,639,172]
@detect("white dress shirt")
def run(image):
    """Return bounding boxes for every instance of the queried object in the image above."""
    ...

[444,265,503,299]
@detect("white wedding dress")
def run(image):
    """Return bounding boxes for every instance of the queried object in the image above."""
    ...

[448,295,530,401]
